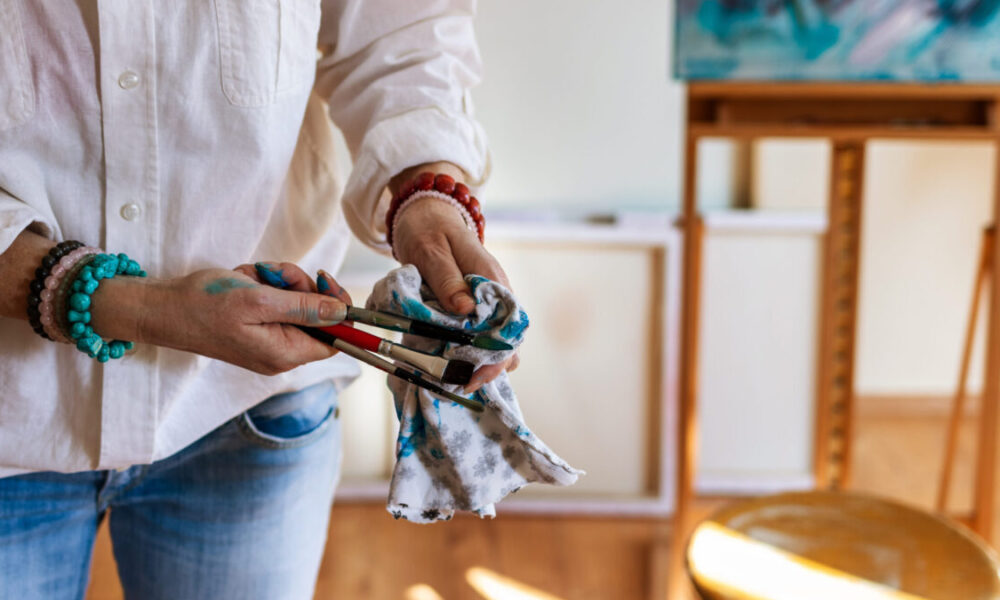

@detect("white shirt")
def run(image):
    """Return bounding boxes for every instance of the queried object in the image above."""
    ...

[0,0,489,475]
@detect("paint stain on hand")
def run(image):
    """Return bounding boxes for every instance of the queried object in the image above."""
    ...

[204,278,258,295]
[286,306,321,325]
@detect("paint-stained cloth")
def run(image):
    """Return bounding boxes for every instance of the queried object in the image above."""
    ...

[366,265,582,523]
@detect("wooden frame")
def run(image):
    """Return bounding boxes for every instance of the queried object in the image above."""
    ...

[673,82,1000,594]
[694,210,827,496]
[336,221,683,516]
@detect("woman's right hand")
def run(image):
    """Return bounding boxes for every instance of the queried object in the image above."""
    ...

[90,267,347,375]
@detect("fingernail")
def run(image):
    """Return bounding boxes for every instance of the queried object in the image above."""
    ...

[316,270,332,295]
[254,262,289,289]
[319,300,347,324]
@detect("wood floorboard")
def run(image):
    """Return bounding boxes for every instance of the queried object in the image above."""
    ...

[84,412,981,599]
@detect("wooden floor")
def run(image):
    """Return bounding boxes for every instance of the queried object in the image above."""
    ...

[85,411,981,600]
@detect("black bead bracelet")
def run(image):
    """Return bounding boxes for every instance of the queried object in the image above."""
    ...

[26,240,84,340]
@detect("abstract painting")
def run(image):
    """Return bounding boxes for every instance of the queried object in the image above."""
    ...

[675,0,1000,81]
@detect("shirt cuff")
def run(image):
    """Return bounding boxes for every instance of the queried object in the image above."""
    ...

[0,189,57,256]
[341,105,490,255]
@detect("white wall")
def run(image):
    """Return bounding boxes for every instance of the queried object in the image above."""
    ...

[474,1,682,211]
[857,142,993,396]
[753,140,995,397]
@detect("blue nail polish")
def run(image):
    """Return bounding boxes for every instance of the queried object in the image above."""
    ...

[317,272,331,294]
[254,262,289,289]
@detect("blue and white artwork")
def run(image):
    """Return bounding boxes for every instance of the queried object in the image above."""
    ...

[675,0,1000,81]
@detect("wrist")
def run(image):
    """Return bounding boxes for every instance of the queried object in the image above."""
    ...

[89,275,158,344]
[393,191,477,237]
[386,170,485,251]
[389,161,465,196]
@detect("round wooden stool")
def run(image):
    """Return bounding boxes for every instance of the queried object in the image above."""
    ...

[686,491,1000,600]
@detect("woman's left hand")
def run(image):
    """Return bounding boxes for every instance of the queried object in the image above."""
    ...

[389,162,519,392]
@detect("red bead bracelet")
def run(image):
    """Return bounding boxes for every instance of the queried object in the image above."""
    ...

[386,172,485,248]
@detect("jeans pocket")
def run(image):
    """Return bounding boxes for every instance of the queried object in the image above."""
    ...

[213,0,321,107]
[237,381,339,449]
[0,0,35,131]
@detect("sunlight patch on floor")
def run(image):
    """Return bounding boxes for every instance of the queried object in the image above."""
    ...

[466,567,566,600]
[405,583,445,600]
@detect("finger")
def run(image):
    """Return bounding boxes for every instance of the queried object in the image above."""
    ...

[451,234,512,291]
[254,262,317,293]
[317,269,353,305]
[255,263,343,358]
[266,322,338,367]
[257,287,347,327]
[464,357,513,393]
[508,352,520,372]
[412,238,476,315]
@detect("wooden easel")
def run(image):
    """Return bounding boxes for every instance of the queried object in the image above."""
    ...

[671,83,1000,597]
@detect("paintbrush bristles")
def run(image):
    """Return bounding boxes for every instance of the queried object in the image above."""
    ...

[471,336,514,351]
[383,344,474,385]
[440,359,475,386]
[295,325,484,412]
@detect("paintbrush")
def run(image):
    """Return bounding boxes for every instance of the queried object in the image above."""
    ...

[316,323,474,385]
[296,325,484,412]
[344,306,513,351]
[253,262,510,350]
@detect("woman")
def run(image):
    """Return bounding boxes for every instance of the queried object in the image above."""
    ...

[0,1,512,598]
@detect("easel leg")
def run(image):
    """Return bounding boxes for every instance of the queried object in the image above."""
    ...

[815,141,865,490]
[975,140,1000,543]
[670,133,702,600]
[938,227,992,514]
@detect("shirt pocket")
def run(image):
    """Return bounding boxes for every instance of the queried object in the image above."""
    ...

[213,0,321,107]
[0,0,35,130]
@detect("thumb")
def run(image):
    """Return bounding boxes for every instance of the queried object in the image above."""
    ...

[435,272,476,315]
[266,289,347,327]
[412,245,475,315]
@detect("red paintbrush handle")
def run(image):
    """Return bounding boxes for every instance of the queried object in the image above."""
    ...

[319,323,381,353]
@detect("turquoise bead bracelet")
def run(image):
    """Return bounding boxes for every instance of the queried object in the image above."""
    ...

[65,253,146,362]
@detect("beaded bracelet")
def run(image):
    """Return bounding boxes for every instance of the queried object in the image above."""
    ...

[392,189,478,240]
[53,253,99,344]
[40,246,101,342]
[385,172,486,249]
[26,240,84,340]
[65,253,146,362]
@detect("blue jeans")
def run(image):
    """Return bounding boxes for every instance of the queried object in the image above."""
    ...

[0,381,342,600]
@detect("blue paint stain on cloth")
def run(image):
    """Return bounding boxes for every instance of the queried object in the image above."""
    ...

[367,265,582,523]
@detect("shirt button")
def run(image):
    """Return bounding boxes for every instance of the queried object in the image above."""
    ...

[118,70,140,90]
[120,203,142,221]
